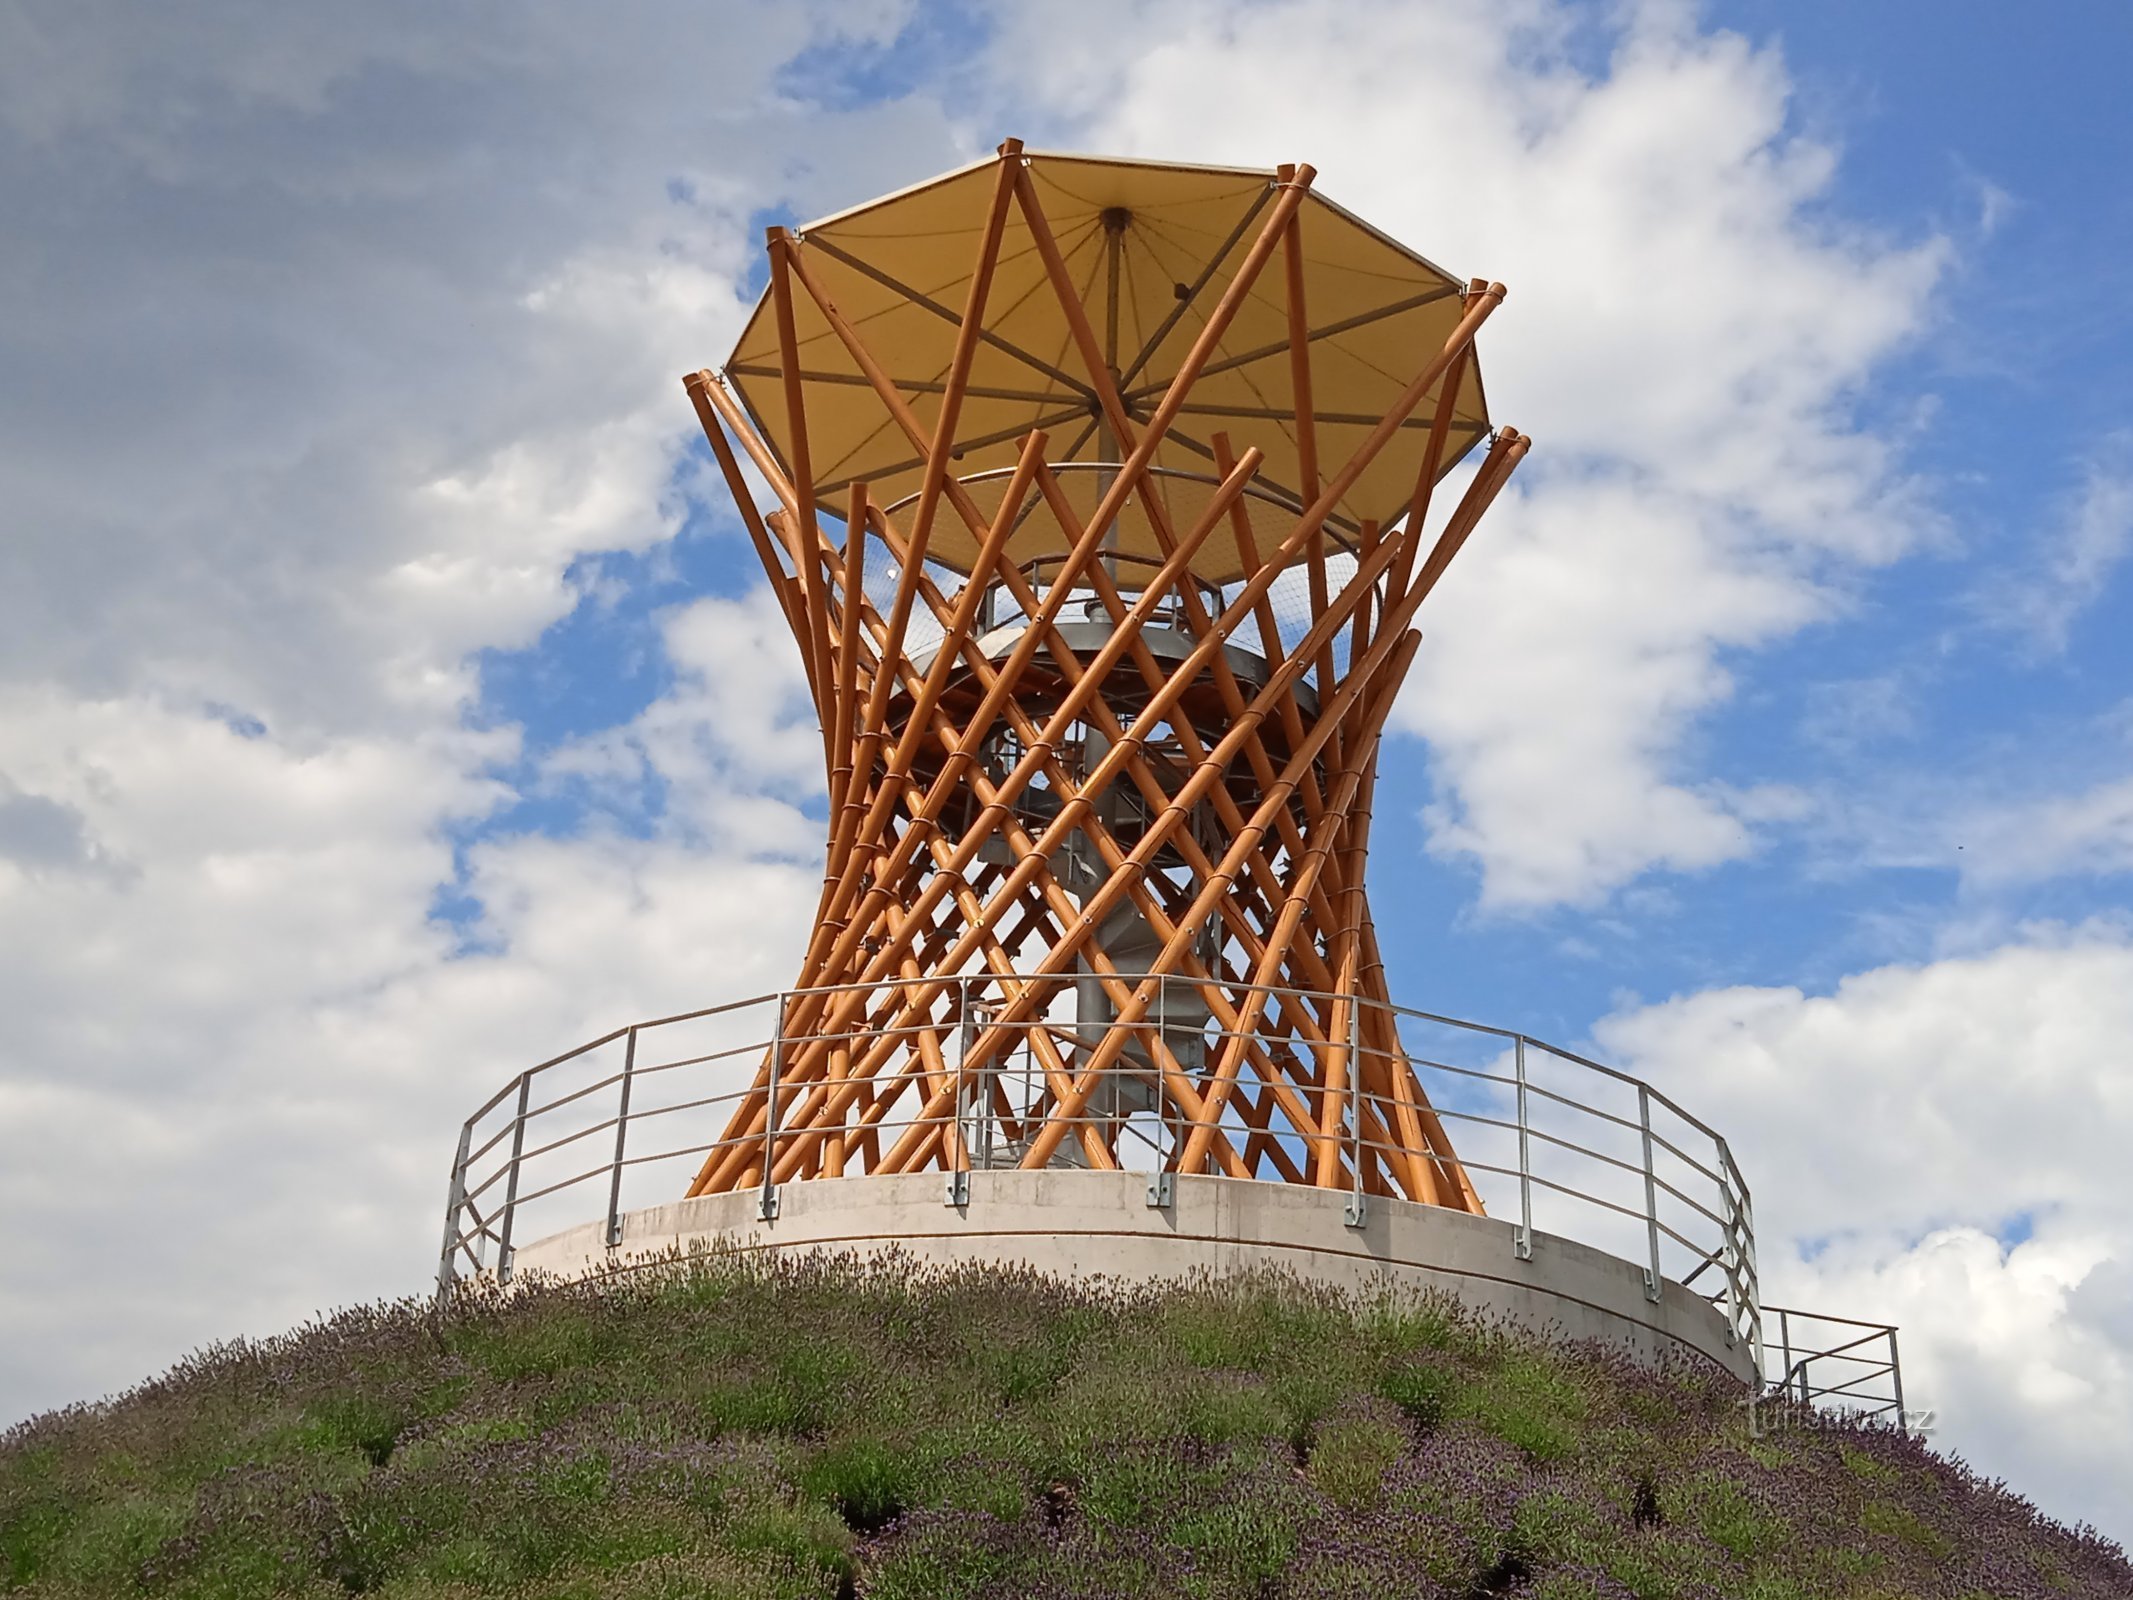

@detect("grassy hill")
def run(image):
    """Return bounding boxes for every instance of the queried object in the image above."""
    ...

[3,1254,2125,1599]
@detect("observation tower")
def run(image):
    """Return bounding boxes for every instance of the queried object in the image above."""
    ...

[685,141,1517,1211]
[437,144,1909,1413]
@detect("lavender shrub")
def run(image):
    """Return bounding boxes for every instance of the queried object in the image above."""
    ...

[0,1254,2124,1598]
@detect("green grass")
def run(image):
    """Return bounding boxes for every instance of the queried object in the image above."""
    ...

[1,1253,2124,1598]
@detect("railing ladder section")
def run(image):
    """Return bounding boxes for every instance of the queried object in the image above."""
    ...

[1764,1306,1908,1428]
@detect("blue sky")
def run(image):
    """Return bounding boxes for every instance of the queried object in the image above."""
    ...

[4,0,2131,1543]
[470,0,2133,1035]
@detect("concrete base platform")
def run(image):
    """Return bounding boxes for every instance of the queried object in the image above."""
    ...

[508,1169,1753,1381]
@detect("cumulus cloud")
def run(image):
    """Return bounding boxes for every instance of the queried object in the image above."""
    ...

[0,689,506,1406]
[0,781,115,879]
[0,0,959,1421]
[1407,476,1822,905]
[1595,931,2133,1537]
[544,589,828,856]
[0,0,950,734]
[0,672,823,1416]
[985,0,1945,905]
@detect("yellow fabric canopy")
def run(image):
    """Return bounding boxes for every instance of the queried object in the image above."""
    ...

[724,152,1491,586]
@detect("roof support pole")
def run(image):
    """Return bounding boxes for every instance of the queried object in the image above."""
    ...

[868,139,1025,739]
[766,230,836,713]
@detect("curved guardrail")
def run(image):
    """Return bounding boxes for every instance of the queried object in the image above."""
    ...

[434,973,1898,1406]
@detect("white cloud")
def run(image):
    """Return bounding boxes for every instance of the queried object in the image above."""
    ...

[1794,1225,2132,1526]
[1595,931,2133,1538]
[1406,475,1823,905]
[1958,772,2133,889]
[0,682,823,1419]
[1819,698,2133,892]
[1992,433,2133,651]
[543,589,828,855]
[0,1,952,737]
[0,2,957,1421]
[1972,174,2018,239]
[1797,670,1920,754]
[986,0,1944,906]
[0,690,504,1406]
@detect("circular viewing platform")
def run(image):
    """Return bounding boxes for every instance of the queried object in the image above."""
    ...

[507,1166,1755,1382]
[439,980,1810,1384]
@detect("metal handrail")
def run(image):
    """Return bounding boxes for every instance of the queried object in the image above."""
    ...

[434,972,1900,1395]
[1761,1304,1908,1429]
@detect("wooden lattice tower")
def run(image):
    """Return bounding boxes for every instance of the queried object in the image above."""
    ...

[682,142,1527,1208]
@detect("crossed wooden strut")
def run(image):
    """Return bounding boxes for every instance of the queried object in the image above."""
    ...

[681,140,1528,1210]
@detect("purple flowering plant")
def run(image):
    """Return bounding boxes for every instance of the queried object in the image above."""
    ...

[2,1252,2125,1598]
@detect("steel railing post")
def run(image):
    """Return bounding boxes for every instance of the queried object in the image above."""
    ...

[1889,1328,1907,1433]
[605,1026,638,1250]
[436,1119,474,1303]
[980,1019,997,1172]
[759,996,784,1221]
[1513,1035,1533,1261]
[441,982,1812,1393]
[947,975,972,1207]
[1148,973,1174,1208]
[1731,1152,1764,1380]
[1344,994,1365,1228]
[496,1074,532,1285]
[1718,1162,1739,1348]
[1638,1083,1662,1303]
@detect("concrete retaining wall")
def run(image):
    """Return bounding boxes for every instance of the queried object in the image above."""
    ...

[507,1169,1754,1381]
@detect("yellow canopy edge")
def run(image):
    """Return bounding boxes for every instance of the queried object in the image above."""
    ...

[724,151,1491,586]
